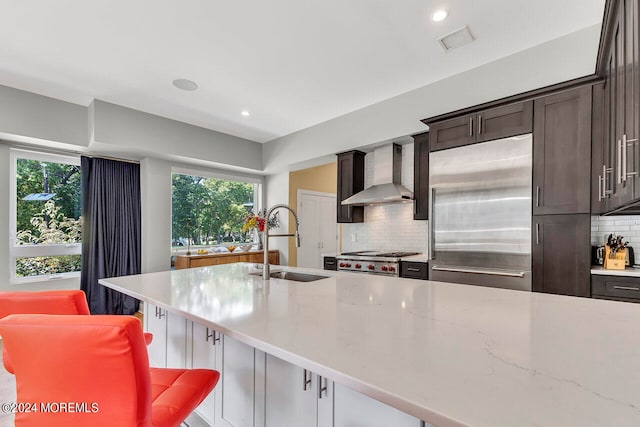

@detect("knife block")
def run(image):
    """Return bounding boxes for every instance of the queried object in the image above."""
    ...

[604,246,626,270]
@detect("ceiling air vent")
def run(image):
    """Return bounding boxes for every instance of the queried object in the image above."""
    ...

[436,25,474,52]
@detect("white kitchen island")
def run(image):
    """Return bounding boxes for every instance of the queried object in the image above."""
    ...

[99,263,640,427]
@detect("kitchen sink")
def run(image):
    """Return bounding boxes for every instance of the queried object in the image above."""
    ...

[250,271,329,282]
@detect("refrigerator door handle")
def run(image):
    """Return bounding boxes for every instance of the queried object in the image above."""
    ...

[430,188,436,260]
[431,266,525,278]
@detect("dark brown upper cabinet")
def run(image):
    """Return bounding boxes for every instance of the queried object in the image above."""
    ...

[533,85,592,215]
[336,150,365,223]
[412,132,429,220]
[427,101,533,151]
[595,0,640,213]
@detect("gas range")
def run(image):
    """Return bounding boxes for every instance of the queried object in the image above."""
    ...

[335,251,420,276]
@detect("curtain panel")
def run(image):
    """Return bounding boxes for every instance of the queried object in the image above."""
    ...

[80,157,141,314]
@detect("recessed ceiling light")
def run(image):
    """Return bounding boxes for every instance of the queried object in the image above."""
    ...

[241,110,250,117]
[432,10,448,22]
[172,79,198,91]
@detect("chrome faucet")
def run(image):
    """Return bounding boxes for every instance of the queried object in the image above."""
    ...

[263,204,301,280]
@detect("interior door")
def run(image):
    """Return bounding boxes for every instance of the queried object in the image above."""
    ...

[298,191,337,269]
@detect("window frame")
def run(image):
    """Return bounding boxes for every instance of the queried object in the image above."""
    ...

[170,166,264,254]
[9,149,82,284]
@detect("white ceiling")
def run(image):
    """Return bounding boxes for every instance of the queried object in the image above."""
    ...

[0,0,605,143]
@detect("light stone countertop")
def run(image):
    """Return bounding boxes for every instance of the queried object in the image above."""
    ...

[100,263,640,427]
[591,265,640,277]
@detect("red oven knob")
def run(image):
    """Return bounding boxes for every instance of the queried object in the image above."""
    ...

[388,266,396,272]
[355,264,361,269]
[339,263,345,268]
[381,265,388,271]
[345,263,352,268]
[367,265,375,270]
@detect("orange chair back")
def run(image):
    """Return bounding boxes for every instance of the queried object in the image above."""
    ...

[0,314,153,427]
[0,290,90,318]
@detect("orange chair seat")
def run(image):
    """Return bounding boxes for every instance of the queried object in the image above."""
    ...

[150,368,220,427]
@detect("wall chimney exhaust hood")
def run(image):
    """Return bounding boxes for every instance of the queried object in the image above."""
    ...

[341,143,413,206]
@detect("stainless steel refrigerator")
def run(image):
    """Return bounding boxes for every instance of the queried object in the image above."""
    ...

[429,134,532,291]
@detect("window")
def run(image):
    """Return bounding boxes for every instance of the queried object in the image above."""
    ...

[171,169,261,252]
[10,150,82,283]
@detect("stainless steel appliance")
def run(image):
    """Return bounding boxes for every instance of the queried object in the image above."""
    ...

[336,251,420,276]
[429,135,532,291]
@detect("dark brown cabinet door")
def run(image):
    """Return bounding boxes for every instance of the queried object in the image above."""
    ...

[532,214,591,297]
[412,132,429,220]
[533,86,592,215]
[428,114,475,151]
[336,150,365,223]
[476,101,533,143]
[429,101,533,151]
[592,83,607,214]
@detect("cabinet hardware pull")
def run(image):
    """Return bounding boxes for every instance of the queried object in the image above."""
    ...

[477,114,482,135]
[212,331,220,345]
[617,139,623,184]
[206,328,214,343]
[623,134,628,182]
[318,375,328,399]
[598,175,603,201]
[303,369,312,391]
[612,285,640,291]
[432,266,525,278]
[536,186,540,207]
[156,307,165,319]
[626,135,639,177]
[536,223,540,245]
[155,306,159,318]
[407,267,421,272]
[604,165,613,195]
[469,117,473,137]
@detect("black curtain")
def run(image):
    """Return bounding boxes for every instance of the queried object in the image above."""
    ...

[80,156,141,315]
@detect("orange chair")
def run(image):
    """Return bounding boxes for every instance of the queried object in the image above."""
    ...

[0,314,219,427]
[0,290,152,345]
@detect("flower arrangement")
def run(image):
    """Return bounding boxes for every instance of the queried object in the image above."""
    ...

[242,209,280,233]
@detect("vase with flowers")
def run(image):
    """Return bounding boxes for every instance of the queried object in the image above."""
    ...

[242,209,280,250]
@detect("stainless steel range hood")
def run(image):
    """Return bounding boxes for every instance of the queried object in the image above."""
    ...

[341,143,413,206]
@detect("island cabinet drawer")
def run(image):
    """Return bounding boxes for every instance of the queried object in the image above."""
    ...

[400,261,428,280]
[592,275,640,302]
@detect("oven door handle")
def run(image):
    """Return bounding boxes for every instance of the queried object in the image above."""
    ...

[431,266,525,278]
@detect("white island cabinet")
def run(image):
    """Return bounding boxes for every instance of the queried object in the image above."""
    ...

[101,263,640,427]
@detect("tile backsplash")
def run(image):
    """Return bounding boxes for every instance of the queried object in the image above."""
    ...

[341,143,429,254]
[591,215,640,248]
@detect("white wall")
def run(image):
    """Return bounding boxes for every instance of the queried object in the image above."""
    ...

[341,144,428,254]
[140,157,173,273]
[91,101,263,171]
[262,25,601,173]
[265,171,291,265]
